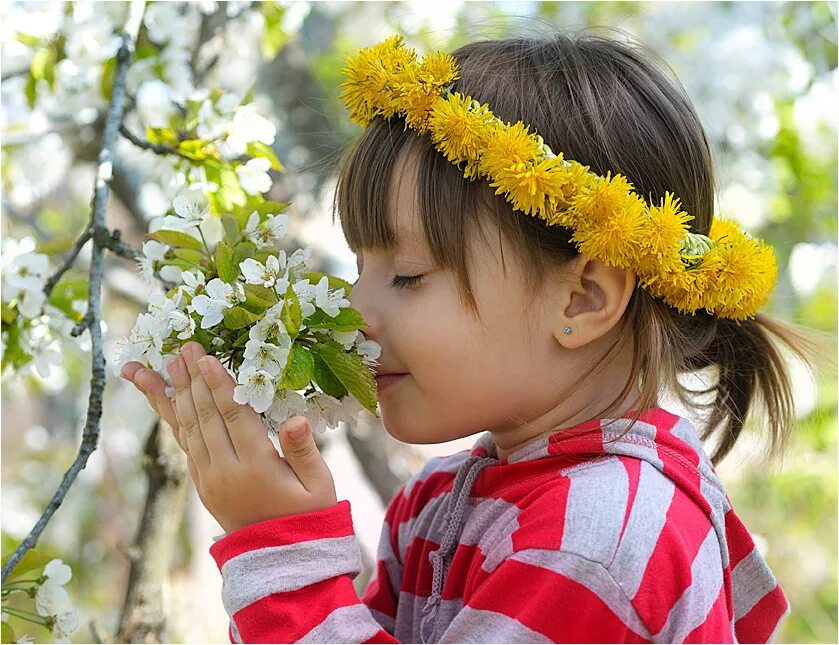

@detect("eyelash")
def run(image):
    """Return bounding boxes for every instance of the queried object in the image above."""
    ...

[389,274,424,289]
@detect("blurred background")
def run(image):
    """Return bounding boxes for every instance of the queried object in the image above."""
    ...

[1,1,836,643]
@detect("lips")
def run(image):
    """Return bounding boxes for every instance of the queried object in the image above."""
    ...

[375,373,408,393]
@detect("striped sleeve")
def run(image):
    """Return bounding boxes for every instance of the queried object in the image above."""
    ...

[209,500,400,643]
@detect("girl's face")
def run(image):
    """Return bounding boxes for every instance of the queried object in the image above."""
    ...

[348,150,639,454]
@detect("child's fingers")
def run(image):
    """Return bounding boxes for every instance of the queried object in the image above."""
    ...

[168,354,211,472]
[133,368,179,433]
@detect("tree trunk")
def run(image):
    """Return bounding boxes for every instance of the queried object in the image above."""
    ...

[113,419,189,643]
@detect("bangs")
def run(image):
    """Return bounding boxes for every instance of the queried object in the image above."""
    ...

[333,114,488,314]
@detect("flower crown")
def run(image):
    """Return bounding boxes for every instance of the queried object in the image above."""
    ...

[338,35,777,321]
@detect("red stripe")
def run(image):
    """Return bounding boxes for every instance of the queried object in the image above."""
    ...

[618,457,642,542]
[361,561,398,619]
[232,576,363,642]
[734,584,788,643]
[209,500,354,567]
[631,486,712,634]
[725,510,755,570]
[466,557,649,642]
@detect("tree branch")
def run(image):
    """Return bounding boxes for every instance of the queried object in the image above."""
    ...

[1,0,148,585]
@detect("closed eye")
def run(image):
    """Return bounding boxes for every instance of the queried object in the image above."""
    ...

[390,274,424,289]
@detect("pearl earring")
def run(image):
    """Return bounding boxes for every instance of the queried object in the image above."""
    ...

[563,326,572,334]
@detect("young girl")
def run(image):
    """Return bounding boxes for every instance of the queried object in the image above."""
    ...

[121,31,819,643]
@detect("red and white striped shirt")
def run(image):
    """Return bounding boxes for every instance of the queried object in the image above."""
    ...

[209,406,789,643]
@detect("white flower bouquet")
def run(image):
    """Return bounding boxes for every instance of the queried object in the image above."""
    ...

[113,188,381,435]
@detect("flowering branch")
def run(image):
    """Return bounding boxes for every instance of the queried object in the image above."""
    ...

[1,0,148,585]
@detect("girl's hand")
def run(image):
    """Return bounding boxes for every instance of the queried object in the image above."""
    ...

[121,341,338,534]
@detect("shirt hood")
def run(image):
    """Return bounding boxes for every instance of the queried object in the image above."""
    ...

[419,406,788,643]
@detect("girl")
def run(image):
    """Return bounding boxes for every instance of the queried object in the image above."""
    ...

[121,30,820,643]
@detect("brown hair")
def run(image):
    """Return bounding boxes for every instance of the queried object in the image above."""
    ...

[332,29,830,465]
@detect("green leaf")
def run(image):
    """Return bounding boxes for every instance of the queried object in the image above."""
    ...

[222,306,260,330]
[162,258,199,271]
[244,283,279,309]
[47,278,88,322]
[310,341,378,416]
[1,548,51,582]
[303,306,367,332]
[233,330,250,348]
[101,55,116,102]
[280,284,302,340]
[304,271,353,295]
[254,250,281,265]
[221,215,240,244]
[148,229,204,252]
[204,159,246,214]
[2,620,15,644]
[233,240,257,269]
[279,343,315,391]
[214,242,237,283]
[311,352,349,399]
[24,72,37,109]
[1,301,17,325]
[178,139,217,161]
[145,127,178,147]
[173,248,204,265]
[260,1,288,60]
[246,141,284,171]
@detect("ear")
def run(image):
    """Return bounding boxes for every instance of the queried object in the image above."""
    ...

[553,254,636,349]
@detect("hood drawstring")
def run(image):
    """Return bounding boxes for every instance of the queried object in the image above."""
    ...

[420,456,496,643]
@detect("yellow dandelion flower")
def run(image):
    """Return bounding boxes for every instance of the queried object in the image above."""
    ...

[569,172,637,228]
[402,87,443,133]
[709,216,746,245]
[479,121,544,177]
[570,192,648,269]
[489,157,570,218]
[635,192,694,279]
[416,52,459,87]
[427,92,495,164]
[339,36,416,126]
[706,239,777,319]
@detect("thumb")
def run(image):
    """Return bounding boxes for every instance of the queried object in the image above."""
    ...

[279,416,333,494]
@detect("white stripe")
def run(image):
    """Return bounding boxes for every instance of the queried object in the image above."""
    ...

[654,526,724,641]
[608,460,675,598]
[295,604,384,643]
[731,547,779,621]
[560,456,629,563]
[403,450,472,497]
[220,535,362,615]
[440,607,554,643]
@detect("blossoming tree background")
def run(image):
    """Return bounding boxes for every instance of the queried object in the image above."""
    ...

[1,1,836,643]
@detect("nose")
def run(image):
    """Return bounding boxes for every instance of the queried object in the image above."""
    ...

[348,272,377,339]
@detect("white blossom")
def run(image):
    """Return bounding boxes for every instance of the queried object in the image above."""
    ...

[236,157,272,195]
[291,279,317,318]
[239,255,289,292]
[313,276,350,317]
[136,240,169,285]
[35,582,70,617]
[225,103,276,156]
[248,301,288,343]
[242,337,290,378]
[167,310,196,340]
[43,559,73,586]
[136,80,177,128]
[177,269,206,298]
[53,608,79,642]
[356,339,382,368]
[243,210,290,249]
[265,388,308,433]
[171,186,210,226]
[4,251,49,293]
[143,1,183,44]
[233,366,276,413]
[190,278,243,329]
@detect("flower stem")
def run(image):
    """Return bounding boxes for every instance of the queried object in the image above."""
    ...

[1,605,49,624]
[197,227,217,275]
